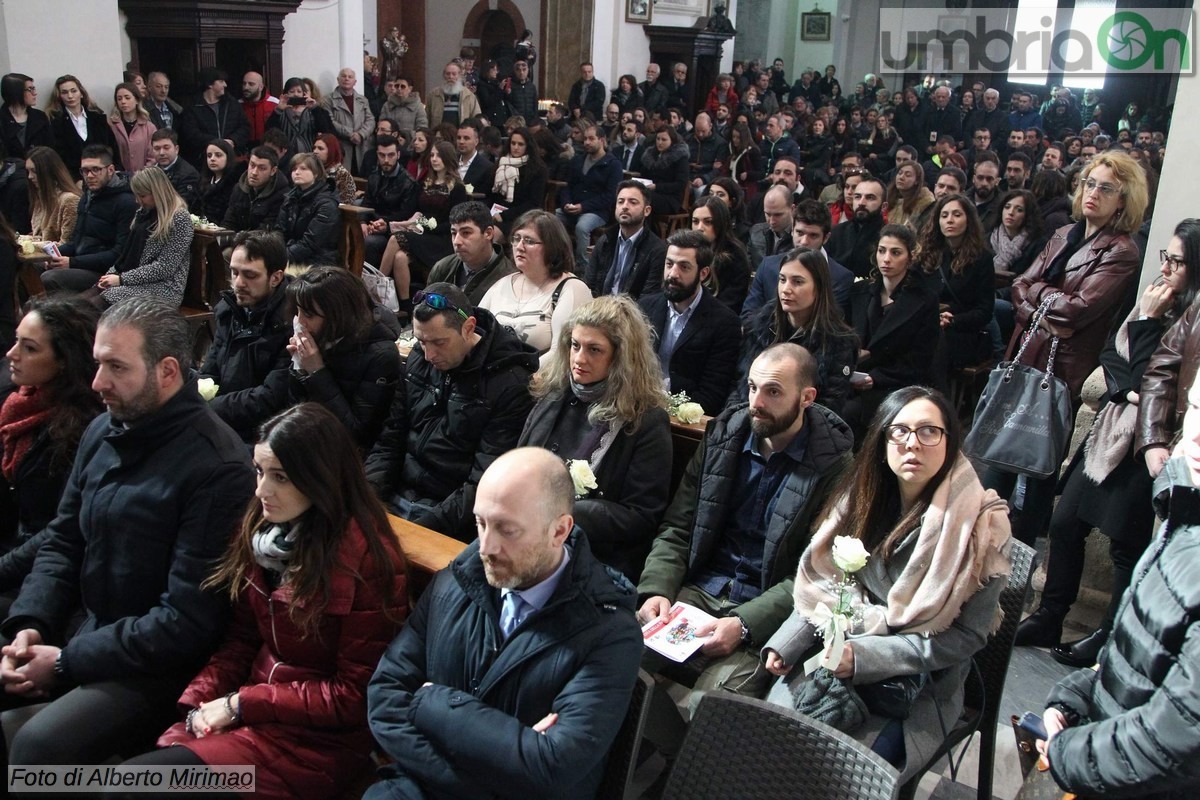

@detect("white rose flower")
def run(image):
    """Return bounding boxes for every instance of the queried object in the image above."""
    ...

[831,535,869,574]
[426,216,437,230]
[21,241,35,255]
[463,184,474,195]
[567,459,598,498]
[674,402,705,424]
[197,378,220,402]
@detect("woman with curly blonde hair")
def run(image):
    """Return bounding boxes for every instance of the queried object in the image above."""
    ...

[519,294,672,581]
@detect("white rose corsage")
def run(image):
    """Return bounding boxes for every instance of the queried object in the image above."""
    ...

[567,459,598,499]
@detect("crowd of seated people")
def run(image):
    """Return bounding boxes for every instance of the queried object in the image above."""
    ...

[0,49,1190,800]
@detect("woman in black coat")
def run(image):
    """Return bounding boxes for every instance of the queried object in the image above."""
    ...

[518,295,672,583]
[732,248,858,414]
[690,195,752,313]
[197,138,241,225]
[488,126,547,237]
[0,73,53,158]
[639,126,690,214]
[285,267,401,449]
[915,194,995,380]
[0,295,101,586]
[275,153,341,266]
[474,61,509,126]
[843,224,940,444]
[46,75,116,178]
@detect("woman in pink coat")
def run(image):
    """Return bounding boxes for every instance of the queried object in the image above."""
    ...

[108,82,155,171]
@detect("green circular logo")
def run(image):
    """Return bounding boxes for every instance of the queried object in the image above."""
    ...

[1099,11,1155,69]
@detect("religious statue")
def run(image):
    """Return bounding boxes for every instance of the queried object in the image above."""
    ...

[705,4,736,35]
[381,27,410,84]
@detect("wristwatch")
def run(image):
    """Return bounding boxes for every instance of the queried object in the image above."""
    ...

[734,614,751,645]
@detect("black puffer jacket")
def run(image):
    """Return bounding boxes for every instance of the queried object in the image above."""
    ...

[275,181,340,266]
[0,380,253,684]
[639,142,690,213]
[222,171,288,233]
[1044,457,1200,800]
[364,309,538,539]
[288,319,401,449]
[59,172,138,275]
[201,279,292,442]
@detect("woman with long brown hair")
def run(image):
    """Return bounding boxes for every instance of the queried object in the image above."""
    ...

[765,386,1011,782]
[379,140,468,317]
[24,145,80,245]
[127,402,408,799]
[885,161,933,231]
[46,74,116,177]
[915,193,995,373]
[689,194,752,312]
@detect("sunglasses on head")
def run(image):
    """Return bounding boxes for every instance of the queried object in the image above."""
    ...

[413,291,469,320]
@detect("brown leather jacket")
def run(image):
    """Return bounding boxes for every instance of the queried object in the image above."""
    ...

[1136,301,1199,453]
[1007,224,1140,399]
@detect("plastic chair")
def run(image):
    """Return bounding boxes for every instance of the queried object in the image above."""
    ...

[899,539,1036,800]
[662,693,899,800]
[596,670,654,800]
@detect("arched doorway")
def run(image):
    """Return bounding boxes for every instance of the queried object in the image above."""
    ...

[462,0,527,75]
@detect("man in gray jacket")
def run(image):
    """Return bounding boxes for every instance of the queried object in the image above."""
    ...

[378,75,428,136]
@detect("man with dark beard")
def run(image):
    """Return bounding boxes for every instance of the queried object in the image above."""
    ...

[0,298,252,769]
[639,230,741,414]
[636,342,853,727]
[826,174,887,278]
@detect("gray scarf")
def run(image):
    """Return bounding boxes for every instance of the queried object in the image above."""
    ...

[252,523,297,574]
[1083,303,1141,483]
[568,379,623,473]
[279,108,316,153]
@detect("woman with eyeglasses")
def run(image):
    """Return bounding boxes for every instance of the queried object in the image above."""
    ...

[732,247,858,414]
[979,151,1149,546]
[127,403,408,799]
[1016,219,1200,667]
[286,267,402,448]
[0,73,52,158]
[763,385,1011,780]
[689,195,751,313]
[518,295,672,582]
[480,210,592,366]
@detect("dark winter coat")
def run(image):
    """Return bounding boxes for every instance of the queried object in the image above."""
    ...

[519,398,672,582]
[364,167,419,222]
[640,288,742,415]
[364,309,538,539]
[733,306,859,414]
[201,280,293,442]
[222,170,289,233]
[637,403,854,643]
[1139,300,1200,454]
[275,181,340,266]
[1044,459,1200,800]
[0,380,254,685]
[58,172,138,275]
[179,95,251,166]
[639,142,690,214]
[584,225,667,298]
[49,108,117,177]
[157,521,407,800]
[558,151,622,220]
[368,528,642,800]
[848,272,941,390]
[0,106,53,158]
[287,319,401,449]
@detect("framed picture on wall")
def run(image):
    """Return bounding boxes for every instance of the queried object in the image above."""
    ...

[626,0,653,24]
[801,11,831,41]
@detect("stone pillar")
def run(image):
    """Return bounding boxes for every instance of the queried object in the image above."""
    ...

[540,0,594,104]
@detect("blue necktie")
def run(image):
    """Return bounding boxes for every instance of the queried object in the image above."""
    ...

[500,591,527,639]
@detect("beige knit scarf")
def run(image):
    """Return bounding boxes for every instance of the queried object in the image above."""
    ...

[793,455,1012,636]
[1083,303,1141,483]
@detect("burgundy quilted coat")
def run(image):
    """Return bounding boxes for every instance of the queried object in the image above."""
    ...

[157,521,408,799]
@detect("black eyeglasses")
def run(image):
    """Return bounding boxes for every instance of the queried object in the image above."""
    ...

[1160,250,1187,273]
[413,291,469,320]
[885,424,946,447]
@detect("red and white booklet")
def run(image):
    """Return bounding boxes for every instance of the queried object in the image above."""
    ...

[640,601,718,662]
